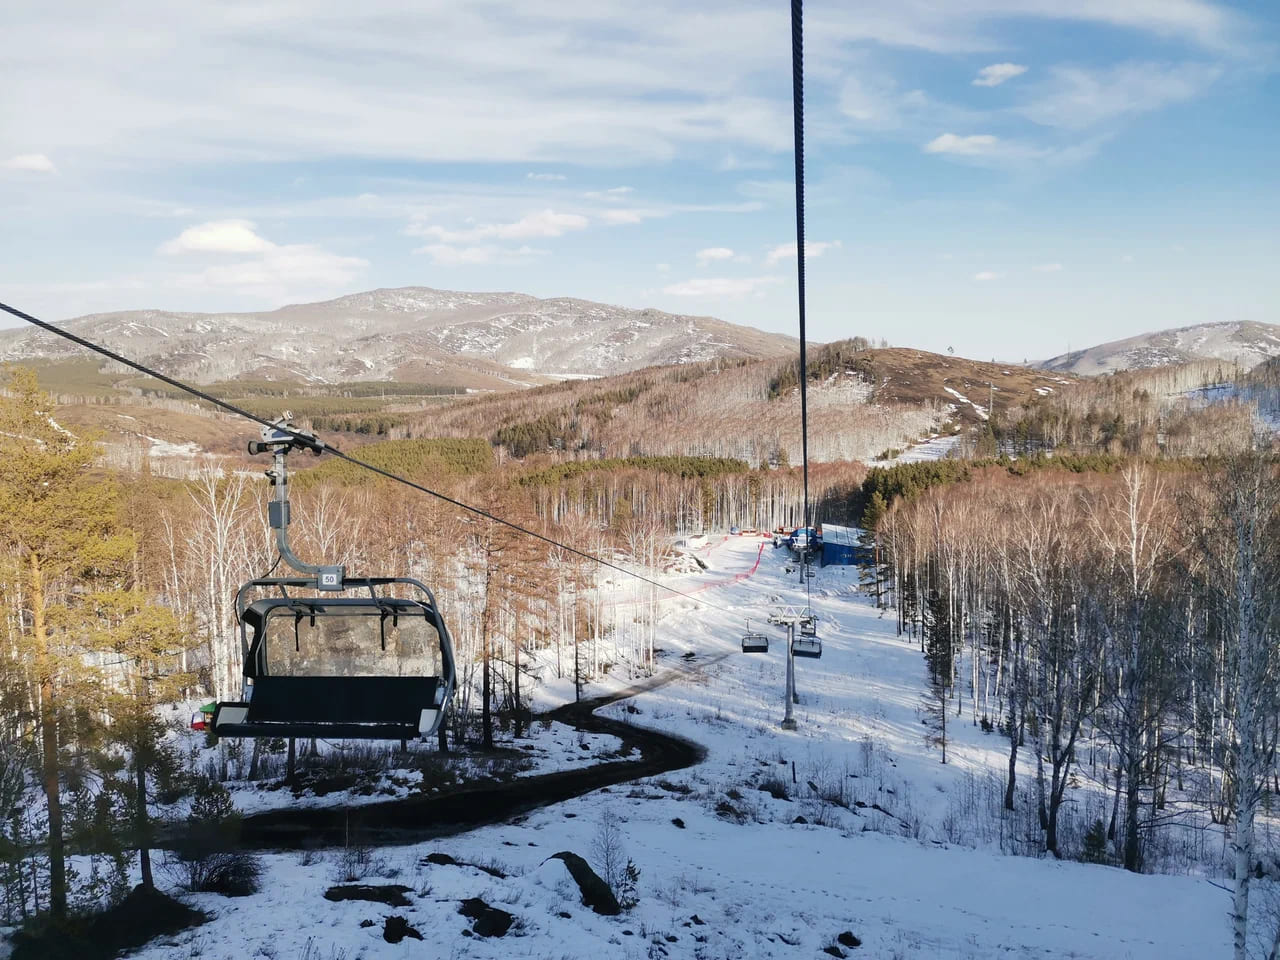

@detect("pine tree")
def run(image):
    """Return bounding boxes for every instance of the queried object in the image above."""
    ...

[0,369,193,912]
[0,370,135,917]
[97,598,193,890]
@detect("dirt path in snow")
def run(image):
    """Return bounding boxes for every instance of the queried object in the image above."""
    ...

[229,652,726,850]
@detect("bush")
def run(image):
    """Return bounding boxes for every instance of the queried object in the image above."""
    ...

[616,860,640,911]
[176,849,262,896]
[758,776,790,801]
[332,839,378,883]
[1081,819,1109,865]
[165,779,261,897]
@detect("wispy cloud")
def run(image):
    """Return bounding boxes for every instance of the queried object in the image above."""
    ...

[663,276,780,298]
[839,73,931,130]
[765,240,841,265]
[974,271,1002,281]
[973,63,1027,87]
[4,153,57,173]
[1033,262,1064,272]
[414,243,543,266]
[696,247,736,263]
[408,209,589,244]
[598,200,763,226]
[526,172,566,181]
[601,208,659,225]
[1020,61,1222,130]
[924,133,1001,156]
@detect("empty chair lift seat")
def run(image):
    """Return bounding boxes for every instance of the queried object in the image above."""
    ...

[741,631,770,654]
[792,636,822,659]
[214,594,450,740]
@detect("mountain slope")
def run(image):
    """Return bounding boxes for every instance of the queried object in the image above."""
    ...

[0,287,795,385]
[1041,320,1280,376]
[411,343,1075,465]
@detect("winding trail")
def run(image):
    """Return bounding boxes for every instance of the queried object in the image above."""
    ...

[231,652,726,850]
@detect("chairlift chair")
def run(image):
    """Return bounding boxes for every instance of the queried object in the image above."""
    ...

[741,620,769,654]
[793,611,821,658]
[792,636,822,659]
[213,418,456,741]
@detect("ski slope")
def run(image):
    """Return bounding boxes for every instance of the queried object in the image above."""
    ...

[138,536,1234,960]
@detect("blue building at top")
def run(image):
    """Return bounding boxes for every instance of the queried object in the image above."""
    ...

[817,524,874,566]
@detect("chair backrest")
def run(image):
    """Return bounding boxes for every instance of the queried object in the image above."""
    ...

[741,633,769,653]
[792,638,822,659]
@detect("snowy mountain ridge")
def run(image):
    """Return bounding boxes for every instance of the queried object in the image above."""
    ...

[0,287,795,385]
[1041,320,1280,376]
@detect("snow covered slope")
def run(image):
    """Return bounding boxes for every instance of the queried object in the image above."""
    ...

[135,537,1239,960]
[0,287,795,384]
[1042,320,1280,376]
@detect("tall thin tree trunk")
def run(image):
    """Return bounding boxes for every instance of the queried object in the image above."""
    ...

[481,617,493,749]
[31,554,67,919]
[135,737,153,890]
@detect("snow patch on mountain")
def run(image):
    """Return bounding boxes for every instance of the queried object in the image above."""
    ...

[0,287,794,384]
[1042,321,1280,376]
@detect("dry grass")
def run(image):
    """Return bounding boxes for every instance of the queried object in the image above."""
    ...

[857,348,1078,425]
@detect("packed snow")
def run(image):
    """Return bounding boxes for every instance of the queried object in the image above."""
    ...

[875,433,963,466]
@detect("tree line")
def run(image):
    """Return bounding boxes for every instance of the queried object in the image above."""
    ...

[870,456,1280,958]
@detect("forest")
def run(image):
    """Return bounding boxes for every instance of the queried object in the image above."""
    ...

[867,454,1280,952]
[4,350,1280,957]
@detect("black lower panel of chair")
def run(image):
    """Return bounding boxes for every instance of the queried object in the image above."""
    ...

[214,675,439,739]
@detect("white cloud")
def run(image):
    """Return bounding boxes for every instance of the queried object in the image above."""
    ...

[526,172,566,181]
[924,133,1000,156]
[414,243,544,266]
[4,153,57,173]
[1033,262,1064,272]
[663,276,781,298]
[764,240,841,265]
[839,74,929,129]
[601,208,658,225]
[973,63,1028,87]
[0,0,1250,181]
[606,186,634,195]
[820,0,1244,54]
[185,245,367,290]
[696,247,736,263]
[656,263,670,273]
[160,219,273,255]
[718,152,773,172]
[974,271,1003,281]
[1020,62,1222,130]
[160,219,366,295]
[409,209,589,244]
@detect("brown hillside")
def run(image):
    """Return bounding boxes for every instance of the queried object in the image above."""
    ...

[857,348,1078,425]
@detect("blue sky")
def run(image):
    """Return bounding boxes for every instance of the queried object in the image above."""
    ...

[1,0,1276,361]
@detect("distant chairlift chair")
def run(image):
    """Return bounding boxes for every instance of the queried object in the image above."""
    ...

[213,418,456,741]
[741,620,770,654]
[793,613,822,659]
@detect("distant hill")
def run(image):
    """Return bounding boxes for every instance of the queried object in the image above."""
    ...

[411,343,1076,466]
[0,286,796,387]
[1041,321,1280,376]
